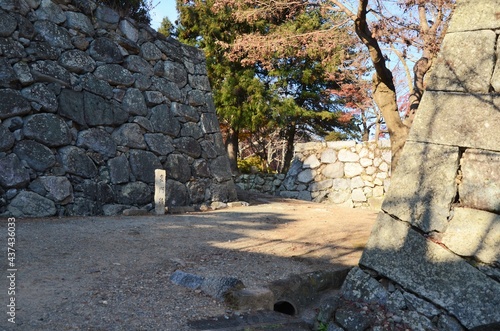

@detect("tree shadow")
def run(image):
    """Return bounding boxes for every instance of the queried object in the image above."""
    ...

[0,202,377,330]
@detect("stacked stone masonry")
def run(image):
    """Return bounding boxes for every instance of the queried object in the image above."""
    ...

[0,0,237,217]
[235,140,391,209]
[329,1,500,330]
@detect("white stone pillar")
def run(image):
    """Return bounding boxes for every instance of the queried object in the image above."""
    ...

[154,169,166,215]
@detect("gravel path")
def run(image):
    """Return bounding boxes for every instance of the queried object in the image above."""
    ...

[0,194,377,330]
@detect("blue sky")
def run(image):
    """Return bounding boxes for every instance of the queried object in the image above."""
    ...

[150,0,178,30]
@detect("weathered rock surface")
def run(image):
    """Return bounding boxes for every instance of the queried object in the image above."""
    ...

[89,37,123,63]
[77,128,116,159]
[116,182,152,205]
[426,30,496,93]
[336,3,500,330]
[128,149,162,183]
[59,49,96,73]
[8,191,56,217]
[360,213,500,329]
[0,89,31,119]
[410,92,500,152]
[164,153,191,183]
[0,154,30,188]
[14,140,55,171]
[459,149,500,213]
[111,123,146,149]
[108,155,130,184]
[150,104,180,136]
[144,133,174,156]
[23,113,72,147]
[0,125,15,152]
[59,146,97,178]
[165,179,189,206]
[441,208,500,265]
[21,83,58,112]
[382,141,459,232]
[39,176,73,203]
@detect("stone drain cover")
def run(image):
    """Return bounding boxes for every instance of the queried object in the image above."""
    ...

[187,310,311,331]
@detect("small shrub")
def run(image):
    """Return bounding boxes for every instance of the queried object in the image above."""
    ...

[238,156,265,174]
[97,0,153,24]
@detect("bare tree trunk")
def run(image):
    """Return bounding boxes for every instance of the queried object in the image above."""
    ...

[281,123,296,174]
[405,57,431,127]
[361,109,369,141]
[371,74,409,169]
[351,0,410,170]
[225,128,240,174]
[375,110,381,142]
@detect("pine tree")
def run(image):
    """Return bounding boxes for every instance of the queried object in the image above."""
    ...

[176,0,361,173]
[176,0,270,173]
[157,17,174,37]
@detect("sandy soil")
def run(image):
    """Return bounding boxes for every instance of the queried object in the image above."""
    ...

[0,192,377,330]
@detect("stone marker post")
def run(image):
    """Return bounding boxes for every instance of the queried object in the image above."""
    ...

[154,169,166,215]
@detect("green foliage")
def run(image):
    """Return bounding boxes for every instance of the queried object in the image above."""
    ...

[317,322,329,331]
[325,131,349,142]
[97,0,152,24]
[176,0,360,171]
[158,17,173,37]
[176,0,270,132]
[253,7,360,142]
[237,156,266,174]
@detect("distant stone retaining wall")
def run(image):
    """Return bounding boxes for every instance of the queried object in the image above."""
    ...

[0,0,236,217]
[235,140,391,209]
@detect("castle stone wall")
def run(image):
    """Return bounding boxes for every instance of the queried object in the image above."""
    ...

[0,0,236,217]
[235,140,391,209]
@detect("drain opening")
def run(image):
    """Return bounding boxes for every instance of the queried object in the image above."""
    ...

[273,300,296,316]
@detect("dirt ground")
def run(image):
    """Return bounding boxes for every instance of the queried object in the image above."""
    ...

[0,191,378,330]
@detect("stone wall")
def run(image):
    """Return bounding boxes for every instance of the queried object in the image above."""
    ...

[235,140,391,209]
[328,1,500,330]
[0,0,236,217]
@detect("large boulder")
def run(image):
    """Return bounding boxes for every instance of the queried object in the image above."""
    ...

[0,125,15,152]
[0,154,30,188]
[83,92,128,126]
[59,146,97,178]
[89,37,123,63]
[128,150,162,183]
[64,11,94,35]
[165,179,188,206]
[116,182,152,205]
[164,153,191,183]
[77,128,116,159]
[21,83,58,112]
[39,176,73,203]
[0,89,31,119]
[30,60,71,85]
[33,20,72,49]
[8,191,56,217]
[59,49,96,73]
[108,155,130,184]
[23,113,72,147]
[112,123,146,149]
[14,140,55,171]
[150,104,180,137]
[94,64,134,86]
